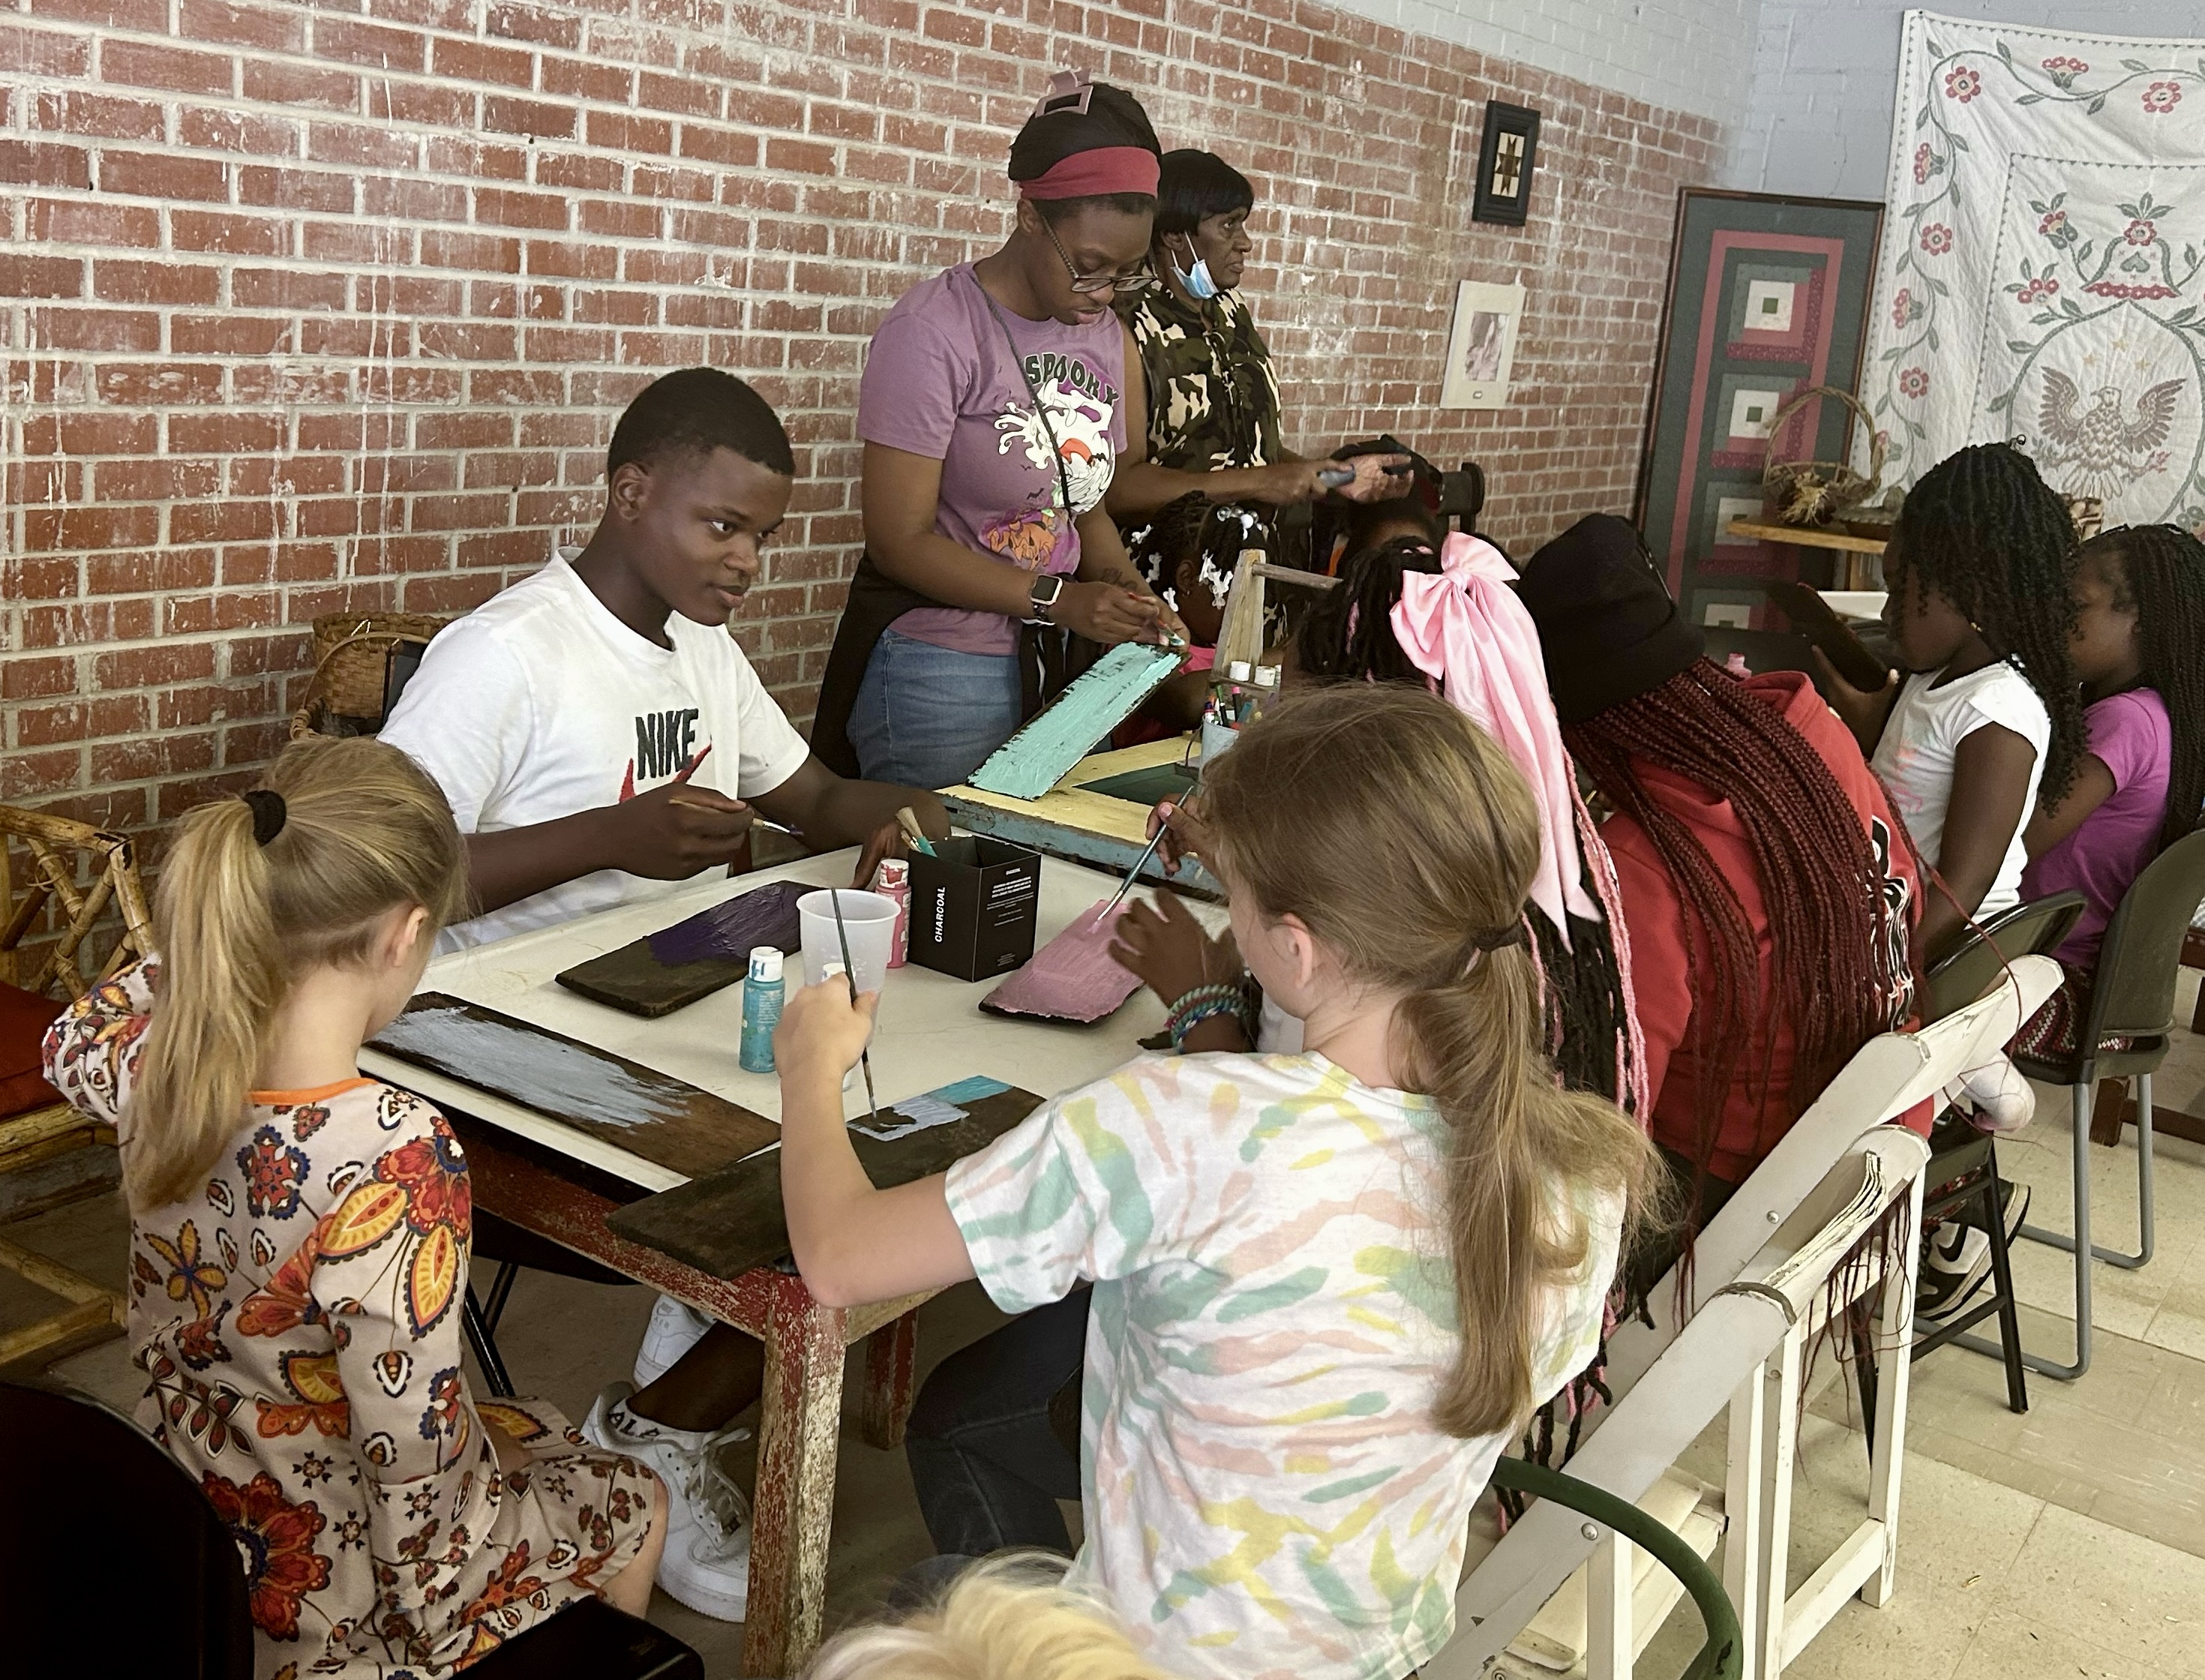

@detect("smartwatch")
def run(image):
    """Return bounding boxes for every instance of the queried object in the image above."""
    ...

[1028,572,1065,626]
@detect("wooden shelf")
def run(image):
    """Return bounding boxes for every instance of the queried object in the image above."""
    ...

[1725,518,1887,555]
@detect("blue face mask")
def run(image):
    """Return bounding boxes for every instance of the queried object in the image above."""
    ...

[1169,238,1220,301]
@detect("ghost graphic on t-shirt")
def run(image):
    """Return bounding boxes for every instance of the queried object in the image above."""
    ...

[995,379,1117,514]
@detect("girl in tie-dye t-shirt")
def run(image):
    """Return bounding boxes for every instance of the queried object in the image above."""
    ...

[774,686,1653,1680]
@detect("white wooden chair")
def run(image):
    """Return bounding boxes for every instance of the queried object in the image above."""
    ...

[1429,957,2060,1680]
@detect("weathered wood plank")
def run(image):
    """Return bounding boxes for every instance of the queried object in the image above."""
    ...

[606,1082,1044,1278]
[370,994,778,1180]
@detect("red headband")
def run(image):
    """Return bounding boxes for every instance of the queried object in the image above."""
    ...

[1016,147,1160,200]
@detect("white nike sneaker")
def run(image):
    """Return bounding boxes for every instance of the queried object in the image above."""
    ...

[580,1382,754,1622]
[633,1294,716,1389]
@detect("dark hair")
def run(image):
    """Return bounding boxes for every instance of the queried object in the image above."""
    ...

[1889,441,2084,802]
[1564,658,1919,1208]
[1311,437,1443,570]
[1154,148,1254,236]
[1008,78,1159,226]
[2081,524,2205,852]
[607,368,794,478]
[1298,535,1440,682]
[1129,492,1264,603]
[1034,193,1157,227]
[1295,534,1638,1106]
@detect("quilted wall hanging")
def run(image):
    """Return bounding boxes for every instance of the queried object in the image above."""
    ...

[1864,10,2205,526]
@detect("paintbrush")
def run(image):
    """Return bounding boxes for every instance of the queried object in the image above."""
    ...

[828,888,881,1125]
[1091,819,1171,928]
[895,806,937,857]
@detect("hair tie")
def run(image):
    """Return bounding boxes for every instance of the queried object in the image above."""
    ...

[242,789,286,847]
[1471,919,1528,954]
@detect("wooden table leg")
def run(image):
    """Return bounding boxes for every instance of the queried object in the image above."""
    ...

[859,1309,920,1451]
[742,1273,850,1678]
[2090,1077,2129,1148]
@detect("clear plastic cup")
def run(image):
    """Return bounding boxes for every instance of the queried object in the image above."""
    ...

[797,890,898,995]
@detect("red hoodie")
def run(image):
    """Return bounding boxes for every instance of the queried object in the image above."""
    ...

[1600,671,1923,1184]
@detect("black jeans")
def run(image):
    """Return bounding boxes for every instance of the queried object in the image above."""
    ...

[904,1288,1089,1557]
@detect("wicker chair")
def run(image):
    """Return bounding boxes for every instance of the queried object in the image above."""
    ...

[0,808,153,1369]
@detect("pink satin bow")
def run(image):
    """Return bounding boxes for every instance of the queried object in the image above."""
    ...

[1390,532,1598,946]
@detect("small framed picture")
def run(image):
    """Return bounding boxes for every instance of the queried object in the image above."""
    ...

[1438,280,1524,410]
[1472,100,1540,226]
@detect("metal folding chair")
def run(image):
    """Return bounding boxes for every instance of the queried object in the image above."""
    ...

[1978,830,2205,1378]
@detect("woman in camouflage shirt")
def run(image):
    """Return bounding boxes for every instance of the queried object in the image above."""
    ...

[1108,150,1409,524]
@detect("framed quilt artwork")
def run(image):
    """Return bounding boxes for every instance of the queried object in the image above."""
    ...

[1861,12,2205,527]
[1472,102,1540,226]
[1634,189,1886,628]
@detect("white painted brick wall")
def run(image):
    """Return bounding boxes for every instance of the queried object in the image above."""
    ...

[1330,0,1762,122]
[1730,1,2205,198]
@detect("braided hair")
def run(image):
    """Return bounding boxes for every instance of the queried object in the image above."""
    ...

[2080,524,2205,852]
[1890,441,2085,803]
[1295,536,1442,683]
[1564,659,1917,1201]
[1295,536,1638,1104]
[1127,492,1266,611]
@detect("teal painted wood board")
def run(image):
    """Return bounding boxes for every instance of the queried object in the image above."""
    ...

[968,643,1186,800]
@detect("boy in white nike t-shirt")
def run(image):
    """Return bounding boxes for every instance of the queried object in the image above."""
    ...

[382,368,947,1622]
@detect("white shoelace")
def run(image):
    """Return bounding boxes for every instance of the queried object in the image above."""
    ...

[608,1399,754,1556]
[688,1432,753,1558]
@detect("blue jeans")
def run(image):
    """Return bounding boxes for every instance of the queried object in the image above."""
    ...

[848,628,1024,790]
[904,1288,1088,1557]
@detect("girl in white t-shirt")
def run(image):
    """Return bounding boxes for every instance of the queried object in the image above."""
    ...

[1818,442,2084,962]
[773,685,1656,1680]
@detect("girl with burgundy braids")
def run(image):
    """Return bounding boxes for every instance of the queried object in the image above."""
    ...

[2015,523,2205,1058]
[1518,515,1924,1250]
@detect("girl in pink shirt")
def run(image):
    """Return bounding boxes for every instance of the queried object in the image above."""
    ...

[2018,524,2205,1057]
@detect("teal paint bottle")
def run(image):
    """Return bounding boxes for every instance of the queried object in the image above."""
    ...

[739,946,784,1073]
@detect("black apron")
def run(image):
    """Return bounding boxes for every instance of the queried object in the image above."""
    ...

[809,554,1093,778]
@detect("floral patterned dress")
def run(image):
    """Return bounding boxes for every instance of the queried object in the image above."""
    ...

[44,960,656,1679]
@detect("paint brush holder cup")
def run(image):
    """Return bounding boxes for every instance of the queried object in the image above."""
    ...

[907,836,1042,982]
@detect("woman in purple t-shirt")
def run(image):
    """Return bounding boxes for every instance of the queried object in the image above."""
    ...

[2016,524,2205,1057]
[812,74,1186,789]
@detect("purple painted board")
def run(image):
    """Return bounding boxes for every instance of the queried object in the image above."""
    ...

[650,879,808,966]
[554,880,809,1018]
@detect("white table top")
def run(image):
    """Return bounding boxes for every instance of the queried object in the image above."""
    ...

[359,849,1192,1194]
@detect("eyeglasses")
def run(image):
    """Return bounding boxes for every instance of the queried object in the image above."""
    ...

[1040,218,1155,296]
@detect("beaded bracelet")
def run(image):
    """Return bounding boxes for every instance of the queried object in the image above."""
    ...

[1166,980,1250,1052]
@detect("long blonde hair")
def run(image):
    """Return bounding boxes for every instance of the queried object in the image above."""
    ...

[803,1555,1174,1680]
[125,736,466,1210]
[1202,685,1654,1438]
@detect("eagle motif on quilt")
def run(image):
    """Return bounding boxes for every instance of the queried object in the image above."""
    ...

[2036,371,2184,500]
[1862,13,2205,528]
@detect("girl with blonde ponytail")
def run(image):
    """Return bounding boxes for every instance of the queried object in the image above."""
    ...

[43,736,666,1678]
[770,684,1652,1680]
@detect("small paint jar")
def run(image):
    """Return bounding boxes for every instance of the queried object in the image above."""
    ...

[738,946,784,1073]
[873,857,911,968]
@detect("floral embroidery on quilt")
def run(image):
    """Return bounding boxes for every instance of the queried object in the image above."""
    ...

[1866,14,2205,525]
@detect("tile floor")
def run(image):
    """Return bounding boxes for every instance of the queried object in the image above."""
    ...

[10,970,2205,1678]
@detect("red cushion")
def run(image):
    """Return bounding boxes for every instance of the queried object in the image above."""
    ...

[0,980,66,1119]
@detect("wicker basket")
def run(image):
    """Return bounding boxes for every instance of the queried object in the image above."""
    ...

[289,611,449,740]
[1762,386,1886,527]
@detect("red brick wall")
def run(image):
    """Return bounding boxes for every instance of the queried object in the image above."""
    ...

[2,0,1720,838]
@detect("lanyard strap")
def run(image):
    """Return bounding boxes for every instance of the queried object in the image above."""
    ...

[977,276,1081,524]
